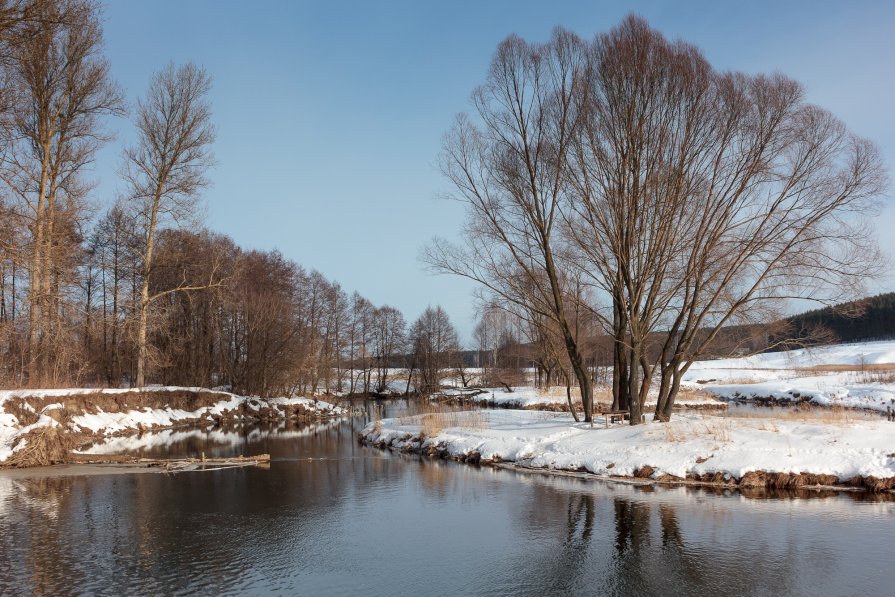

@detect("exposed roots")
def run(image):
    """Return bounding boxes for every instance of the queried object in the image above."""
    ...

[4,426,89,468]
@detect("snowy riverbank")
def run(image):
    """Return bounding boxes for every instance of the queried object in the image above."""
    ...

[362,409,895,492]
[439,386,727,411]
[0,387,345,466]
[683,341,895,412]
[434,341,895,414]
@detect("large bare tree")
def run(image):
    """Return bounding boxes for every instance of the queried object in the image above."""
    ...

[564,16,887,422]
[122,62,216,387]
[427,29,601,421]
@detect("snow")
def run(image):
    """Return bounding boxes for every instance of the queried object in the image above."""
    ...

[687,341,895,373]
[684,340,895,412]
[364,409,895,483]
[0,388,346,465]
[446,386,725,410]
[83,419,342,455]
[453,387,556,407]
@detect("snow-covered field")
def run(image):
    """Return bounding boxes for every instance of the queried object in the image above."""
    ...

[452,341,895,413]
[0,388,344,465]
[683,340,895,412]
[364,409,895,488]
[449,386,724,410]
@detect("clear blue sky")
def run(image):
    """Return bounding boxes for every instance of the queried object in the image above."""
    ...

[94,0,895,341]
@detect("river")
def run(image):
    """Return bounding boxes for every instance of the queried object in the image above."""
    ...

[1,399,892,596]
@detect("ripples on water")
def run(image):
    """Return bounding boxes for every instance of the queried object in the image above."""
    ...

[1,399,893,596]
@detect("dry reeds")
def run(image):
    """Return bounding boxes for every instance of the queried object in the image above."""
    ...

[775,405,856,425]
[663,423,687,442]
[398,402,489,437]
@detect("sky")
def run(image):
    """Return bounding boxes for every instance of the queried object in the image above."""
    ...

[93,0,895,341]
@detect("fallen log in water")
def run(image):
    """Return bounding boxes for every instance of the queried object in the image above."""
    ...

[67,452,271,472]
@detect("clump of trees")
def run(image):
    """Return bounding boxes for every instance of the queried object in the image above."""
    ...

[430,16,888,423]
[0,0,454,398]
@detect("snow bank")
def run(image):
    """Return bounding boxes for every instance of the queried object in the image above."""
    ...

[684,341,895,412]
[448,387,558,408]
[84,419,342,455]
[0,388,345,465]
[363,410,895,487]
[443,386,725,411]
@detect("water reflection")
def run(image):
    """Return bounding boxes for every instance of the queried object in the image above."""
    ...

[1,403,893,596]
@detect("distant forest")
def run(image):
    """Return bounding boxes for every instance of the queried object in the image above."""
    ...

[774,293,895,347]
[463,293,895,375]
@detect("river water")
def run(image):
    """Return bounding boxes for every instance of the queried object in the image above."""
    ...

[1,399,893,596]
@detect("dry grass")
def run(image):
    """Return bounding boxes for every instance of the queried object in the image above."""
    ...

[802,363,895,373]
[694,376,760,385]
[663,423,687,442]
[699,420,732,442]
[774,405,857,425]
[673,387,718,402]
[542,385,603,402]
[850,370,895,384]
[399,402,489,437]
[420,414,446,438]
[658,417,733,443]
[722,403,868,427]
[787,364,895,385]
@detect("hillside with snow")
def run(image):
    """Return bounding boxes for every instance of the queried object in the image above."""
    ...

[683,340,895,411]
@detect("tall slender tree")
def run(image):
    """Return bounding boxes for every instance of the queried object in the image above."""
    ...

[122,62,216,387]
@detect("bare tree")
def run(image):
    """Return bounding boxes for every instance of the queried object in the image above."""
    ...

[371,305,406,393]
[564,16,888,422]
[122,62,216,387]
[408,305,459,395]
[0,0,123,384]
[426,29,600,421]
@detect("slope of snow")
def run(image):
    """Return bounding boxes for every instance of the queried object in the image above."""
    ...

[0,389,346,465]
[685,340,895,376]
[445,386,724,410]
[364,410,895,483]
[684,341,895,411]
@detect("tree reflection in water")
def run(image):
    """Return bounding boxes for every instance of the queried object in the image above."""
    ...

[0,407,892,596]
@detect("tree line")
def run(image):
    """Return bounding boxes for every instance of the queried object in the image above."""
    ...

[430,15,888,423]
[0,0,463,396]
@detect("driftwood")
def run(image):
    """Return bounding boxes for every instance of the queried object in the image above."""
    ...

[67,453,271,472]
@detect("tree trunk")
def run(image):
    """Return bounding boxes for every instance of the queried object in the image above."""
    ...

[565,371,579,423]
[27,152,52,384]
[136,186,163,388]
[628,341,642,425]
[660,365,686,421]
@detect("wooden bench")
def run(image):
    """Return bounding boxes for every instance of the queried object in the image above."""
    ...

[595,410,630,428]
